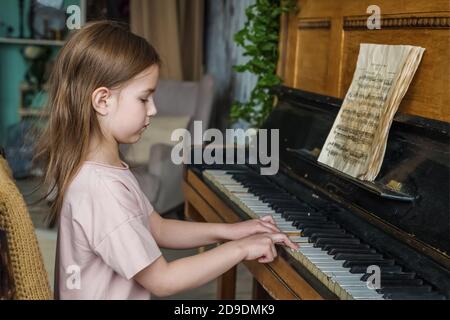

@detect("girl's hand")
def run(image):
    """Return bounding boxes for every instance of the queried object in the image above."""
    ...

[236,233,299,263]
[225,215,281,241]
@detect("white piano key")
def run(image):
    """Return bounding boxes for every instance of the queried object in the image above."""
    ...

[307,256,338,263]
[233,194,256,199]
[273,221,294,226]
[252,209,278,214]
[214,175,240,184]
[225,186,248,191]
[346,288,383,299]
[273,218,289,223]
[204,170,227,176]
[322,268,352,274]
[244,204,271,208]
[339,282,371,288]
[289,236,310,242]
[346,287,380,295]
[333,275,365,283]
[240,200,267,206]
[239,200,263,205]
[314,261,345,267]
[246,207,273,213]
[299,248,328,255]
[295,243,314,248]
[279,227,301,233]
[233,191,255,195]
[215,179,239,184]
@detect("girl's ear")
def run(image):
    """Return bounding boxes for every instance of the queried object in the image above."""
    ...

[92,87,111,116]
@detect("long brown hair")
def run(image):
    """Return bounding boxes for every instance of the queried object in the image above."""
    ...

[33,20,161,227]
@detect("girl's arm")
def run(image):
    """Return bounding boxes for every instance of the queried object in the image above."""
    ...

[134,232,297,297]
[149,211,281,249]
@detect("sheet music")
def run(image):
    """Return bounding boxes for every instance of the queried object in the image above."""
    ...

[318,44,425,181]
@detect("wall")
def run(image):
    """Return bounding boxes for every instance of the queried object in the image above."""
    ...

[0,0,80,146]
[205,0,258,131]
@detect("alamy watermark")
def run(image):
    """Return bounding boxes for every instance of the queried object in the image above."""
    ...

[66,264,81,290]
[366,265,381,290]
[367,5,381,30]
[170,121,280,176]
[66,5,82,30]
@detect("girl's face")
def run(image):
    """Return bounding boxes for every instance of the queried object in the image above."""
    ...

[105,65,159,144]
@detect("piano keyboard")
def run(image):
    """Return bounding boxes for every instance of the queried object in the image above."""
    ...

[203,169,446,300]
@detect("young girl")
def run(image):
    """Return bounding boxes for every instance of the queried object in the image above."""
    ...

[34,20,298,300]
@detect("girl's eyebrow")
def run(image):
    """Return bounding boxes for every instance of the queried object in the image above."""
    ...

[141,88,156,94]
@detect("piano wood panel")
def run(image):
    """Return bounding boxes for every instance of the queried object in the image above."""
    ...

[278,0,450,122]
[183,169,325,300]
[293,18,332,95]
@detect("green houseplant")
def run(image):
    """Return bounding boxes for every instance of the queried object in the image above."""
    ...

[231,0,296,128]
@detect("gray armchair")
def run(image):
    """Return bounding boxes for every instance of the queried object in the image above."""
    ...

[122,75,215,215]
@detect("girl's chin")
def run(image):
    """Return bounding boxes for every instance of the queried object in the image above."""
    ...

[119,134,142,144]
[130,134,142,143]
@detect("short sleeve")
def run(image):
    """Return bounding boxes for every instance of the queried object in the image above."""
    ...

[93,217,162,279]
[78,174,162,280]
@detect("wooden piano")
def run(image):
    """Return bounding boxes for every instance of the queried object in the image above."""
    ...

[183,0,450,300]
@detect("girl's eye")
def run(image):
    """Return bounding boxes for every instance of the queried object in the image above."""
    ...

[140,99,148,103]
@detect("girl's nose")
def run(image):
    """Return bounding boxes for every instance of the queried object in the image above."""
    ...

[147,98,157,117]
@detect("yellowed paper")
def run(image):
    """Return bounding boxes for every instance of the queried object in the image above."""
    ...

[318,43,425,181]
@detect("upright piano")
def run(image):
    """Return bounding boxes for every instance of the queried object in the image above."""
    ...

[183,87,450,300]
[183,0,450,300]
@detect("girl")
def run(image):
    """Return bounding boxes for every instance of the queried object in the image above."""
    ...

[34,20,298,300]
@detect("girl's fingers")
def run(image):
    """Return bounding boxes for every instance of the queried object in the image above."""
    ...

[271,242,277,259]
[268,233,299,251]
[260,215,275,225]
[260,221,280,233]
[258,246,275,263]
[258,226,278,235]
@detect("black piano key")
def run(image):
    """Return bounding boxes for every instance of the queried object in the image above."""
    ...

[260,195,295,201]
[302,228,345,237]
[249,186,282,193]
[343,259,395,268]
[284,207,318,213]
[328,247,376,255]
[268,202,305,209]
[285,215,325,222]
[253,191,287,197]
[283,210,321,218]
[360,272,416,282]
[383,292,446,300]
[238,179,267,184]
[295,221,338,228]
[288,215,327,222]
[323,243,370,251]
[378,285,432,295]
[314,238,360,247]
[276,206,314,213]
[268,199,304,205]
[289,214,328,221]
[381,278,424,286]
[350,265,402,274]
[310,233,355,242]
[247,185,281,191]
[281,212,328,221]
[272,205,308,212]
[334,253,383,261]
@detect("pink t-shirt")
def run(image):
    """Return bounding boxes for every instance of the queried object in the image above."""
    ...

[55,161,162,300]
